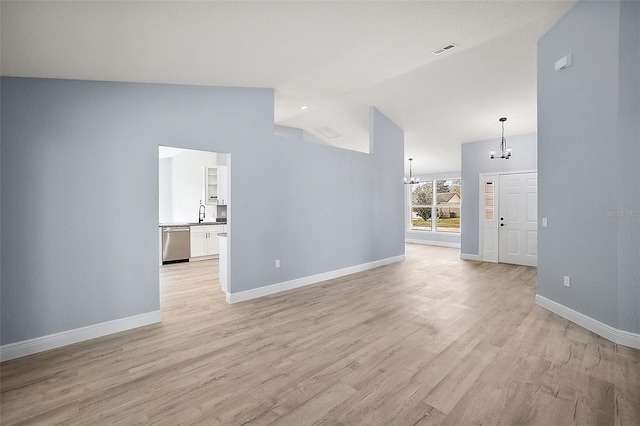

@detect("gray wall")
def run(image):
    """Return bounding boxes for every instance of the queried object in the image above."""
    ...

[460,132,537,256]
[0,77,405,345]
[404,171,462,246]
[617,0,640,335]
[158,158,172,224]
[538,0,639,333]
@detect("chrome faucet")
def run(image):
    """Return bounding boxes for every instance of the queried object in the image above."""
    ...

[198,201,206,223]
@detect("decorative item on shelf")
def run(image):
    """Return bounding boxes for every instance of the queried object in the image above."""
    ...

[490,117,512,160]
[404,158,420,185]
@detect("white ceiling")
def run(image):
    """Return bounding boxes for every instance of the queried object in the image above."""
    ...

[0,1,574,174]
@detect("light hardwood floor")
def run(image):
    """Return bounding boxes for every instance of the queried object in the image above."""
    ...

[1,244,639,425]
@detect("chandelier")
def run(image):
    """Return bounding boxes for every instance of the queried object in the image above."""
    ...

[490,117,512,159]
[404,158,420,184]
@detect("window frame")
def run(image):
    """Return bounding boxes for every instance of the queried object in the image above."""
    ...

[408,178,461,233]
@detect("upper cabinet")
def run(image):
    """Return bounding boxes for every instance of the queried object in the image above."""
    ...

[203,167,218,205]
[203,165,228,206]
[217,166,228,205]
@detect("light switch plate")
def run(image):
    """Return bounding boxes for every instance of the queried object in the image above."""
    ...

[555,54,573,71]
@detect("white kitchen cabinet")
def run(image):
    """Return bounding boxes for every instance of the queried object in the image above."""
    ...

[217,166,228,205]
[190,225,225,259]
[203,167,218,205]
[190,227,208,258]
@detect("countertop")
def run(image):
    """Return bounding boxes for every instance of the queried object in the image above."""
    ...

[159,221,227,227]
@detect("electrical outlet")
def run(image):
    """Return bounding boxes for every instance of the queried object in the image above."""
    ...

[275,259,280,268]
[564,276,571,287]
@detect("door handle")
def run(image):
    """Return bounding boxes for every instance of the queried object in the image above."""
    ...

[500,223,505,227]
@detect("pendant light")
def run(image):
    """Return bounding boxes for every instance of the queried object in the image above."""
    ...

[490,117,512,159]
[404,158,420,184]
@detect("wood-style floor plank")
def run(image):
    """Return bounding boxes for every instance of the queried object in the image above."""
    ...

[1,244,639,425]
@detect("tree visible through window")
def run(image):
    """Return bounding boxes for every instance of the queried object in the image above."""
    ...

[409,179,461,232]
[436,179,461,232]
[411,182,432,230]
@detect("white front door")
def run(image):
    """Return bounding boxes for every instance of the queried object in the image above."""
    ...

[498,172,538,266]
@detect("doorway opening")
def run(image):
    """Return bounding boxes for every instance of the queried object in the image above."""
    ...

[158,145,230,307]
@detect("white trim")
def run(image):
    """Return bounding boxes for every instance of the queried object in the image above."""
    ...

[227,255,406,304]
[0,310,162,362]
[536,295,640,350]
[189,254,218,262]
[405,230,462,236]
[405,239,460,248]
[460,252,482,261]
[507,169,538,174]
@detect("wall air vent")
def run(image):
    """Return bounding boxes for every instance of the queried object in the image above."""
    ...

[315,126,341,139]
[432,43,458,56]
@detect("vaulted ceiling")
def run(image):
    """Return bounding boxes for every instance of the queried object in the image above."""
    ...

[0,1,574,174]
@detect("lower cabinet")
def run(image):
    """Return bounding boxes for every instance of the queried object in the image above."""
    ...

[190,225,225,258]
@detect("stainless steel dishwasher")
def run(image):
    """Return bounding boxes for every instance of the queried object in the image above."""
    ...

[162,226,191,264]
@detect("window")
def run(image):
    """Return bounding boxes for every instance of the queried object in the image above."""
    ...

[484,181,494,220]
[436,179,461,232]
[410,181,432,230]
[409,179,461,233]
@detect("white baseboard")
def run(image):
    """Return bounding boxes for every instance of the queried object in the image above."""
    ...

[536,295,640,350]
[405,239,461,249]
[227,255,406,304]
[460,252,482,261]
[0,310,162,362]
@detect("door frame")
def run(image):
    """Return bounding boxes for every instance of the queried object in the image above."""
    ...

[478,169,537,263]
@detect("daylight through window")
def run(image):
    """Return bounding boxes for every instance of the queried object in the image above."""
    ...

[410,179,461,233]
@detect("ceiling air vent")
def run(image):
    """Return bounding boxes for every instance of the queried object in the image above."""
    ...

[315,126,341,139]
[432,43,458,56]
